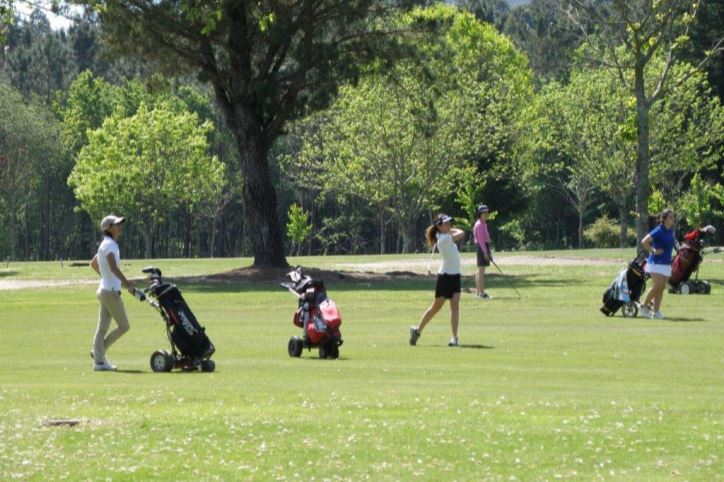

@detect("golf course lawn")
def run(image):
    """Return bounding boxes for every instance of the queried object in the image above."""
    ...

[0,251,722,481]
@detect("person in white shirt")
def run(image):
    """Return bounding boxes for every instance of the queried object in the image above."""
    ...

[89,214,135,371]
[410,214,465,347]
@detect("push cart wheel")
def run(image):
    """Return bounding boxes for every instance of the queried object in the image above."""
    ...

[680,282,691,295]
[288,337,303,358]
[621,303,638,318]
[200,359,216,372]
[318,344,328,359]
[703,281,711,294]
[330,345,340,359]
[150,350,173,372]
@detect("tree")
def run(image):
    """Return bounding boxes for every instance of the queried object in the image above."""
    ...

[286,204,312,257]
[68,101,226,257]
[316,5,531,252]
[564,0,724,245]
[80,0,426,267]
[0,82,64,260]
[678,173,724,228]
[502,0,585,81]
[648,62,724,204]
[521,67,634,247]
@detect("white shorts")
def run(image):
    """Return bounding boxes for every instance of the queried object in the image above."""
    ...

[645,263,671,277]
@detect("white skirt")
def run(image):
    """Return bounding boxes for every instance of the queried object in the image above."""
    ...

[645,263,672,277]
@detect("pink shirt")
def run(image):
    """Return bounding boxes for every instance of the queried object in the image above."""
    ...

[473,219,490,251]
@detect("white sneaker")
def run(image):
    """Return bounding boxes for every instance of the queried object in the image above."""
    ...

[640,305,652,319]
[94,361,117,371]
[409,326,420,346]
[448,336,459,347]
[652,311,665,320]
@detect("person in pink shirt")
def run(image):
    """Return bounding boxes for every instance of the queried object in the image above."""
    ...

[473,205,492,299]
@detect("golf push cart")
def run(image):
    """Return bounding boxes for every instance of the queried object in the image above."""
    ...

[135,266,216,372]
[281,267,343,359]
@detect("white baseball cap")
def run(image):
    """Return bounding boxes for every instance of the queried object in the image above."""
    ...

[100,214,125,231]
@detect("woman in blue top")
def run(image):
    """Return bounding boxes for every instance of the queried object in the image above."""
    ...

[640,209,676,320]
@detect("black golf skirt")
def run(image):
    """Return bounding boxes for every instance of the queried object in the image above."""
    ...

[435,273,461,299]
[476,243,491,267]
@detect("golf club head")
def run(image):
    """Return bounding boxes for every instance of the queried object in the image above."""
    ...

[142,266,162,277]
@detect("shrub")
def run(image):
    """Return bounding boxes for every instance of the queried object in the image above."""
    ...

[584,215,635,248]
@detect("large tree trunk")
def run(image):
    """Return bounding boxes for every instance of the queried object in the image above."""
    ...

[231,127,287,268]
[634,63,651,246]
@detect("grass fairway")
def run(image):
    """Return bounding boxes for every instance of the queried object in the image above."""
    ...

[0,251,722,480]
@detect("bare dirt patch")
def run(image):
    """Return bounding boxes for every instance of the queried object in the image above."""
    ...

[189,266,421,285]
[0,279,96,291]
[0,255,627,290]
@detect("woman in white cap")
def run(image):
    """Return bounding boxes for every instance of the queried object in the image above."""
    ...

[410,214,465,347]
[89,214,134,371]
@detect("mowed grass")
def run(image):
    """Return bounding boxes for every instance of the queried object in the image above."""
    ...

[0,252,722,481]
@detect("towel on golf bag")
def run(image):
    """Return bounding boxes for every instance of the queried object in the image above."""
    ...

[156,285,214,359]
[600,259,646,316]
[296,298,342,345]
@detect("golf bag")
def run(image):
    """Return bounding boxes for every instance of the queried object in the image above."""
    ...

[282,268,342,359]
[139,267,216,372]
[600,257,647,317]
[668,226,716,295]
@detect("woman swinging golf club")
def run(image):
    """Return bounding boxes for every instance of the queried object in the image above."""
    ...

[89,214,134,371]
[410,214,465,347]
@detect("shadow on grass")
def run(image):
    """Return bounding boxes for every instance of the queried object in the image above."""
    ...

[426,344,495,350]
[298,356,350,362]
[162,272,579,295]
[666,317,707,323]
[114,369,146,374]
[0,270,19,278]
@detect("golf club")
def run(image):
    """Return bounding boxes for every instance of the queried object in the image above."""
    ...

[426,245,437,275]
[490,258,522,299]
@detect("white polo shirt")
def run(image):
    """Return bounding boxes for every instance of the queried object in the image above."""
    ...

[97,236,122,292]
[436,233,461,275]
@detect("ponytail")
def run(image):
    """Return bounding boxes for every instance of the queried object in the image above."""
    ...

[425,224,440,247]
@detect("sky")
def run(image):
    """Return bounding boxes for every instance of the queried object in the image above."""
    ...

[13,1,82,31]
[16,0,533,32]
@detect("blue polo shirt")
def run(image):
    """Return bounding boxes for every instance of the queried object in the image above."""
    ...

[647,225,675,265]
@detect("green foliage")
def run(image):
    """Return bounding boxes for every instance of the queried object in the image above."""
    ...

[0,0,13,44]
[678,173,724,228]
[499,218,526,249]
[648,62,724,202]
[316,5,531,253]
[68,101,226,255]
[286,204,312,256]
[583,215,635,249]
[0,83,66,260]
[647,189,667,216]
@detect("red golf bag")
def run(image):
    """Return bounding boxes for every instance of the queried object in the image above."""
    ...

[283,268,343,359]
[668,226,714,294]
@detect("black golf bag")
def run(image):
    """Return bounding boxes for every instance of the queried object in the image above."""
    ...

[151,283,214,359]
[600,258,647,318]
[139,267,215,372]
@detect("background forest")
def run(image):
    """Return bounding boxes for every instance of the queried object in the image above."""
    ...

[0,0,722,262]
